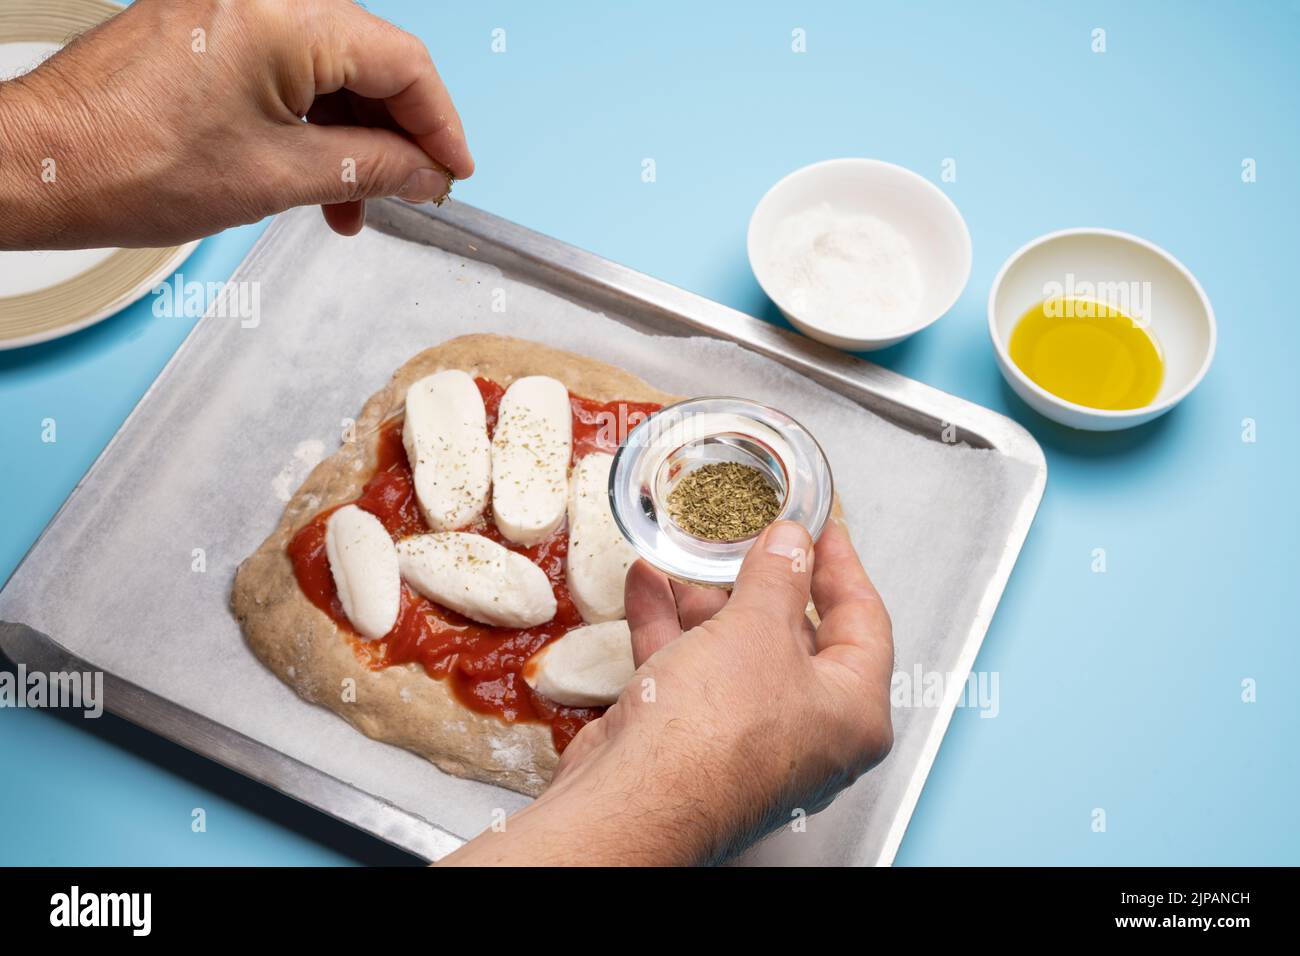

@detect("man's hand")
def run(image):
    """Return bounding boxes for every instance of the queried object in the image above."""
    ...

[0,0,473,249]
[443,519,894,866]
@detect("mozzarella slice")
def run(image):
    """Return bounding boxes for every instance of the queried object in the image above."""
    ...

[396,532,556,628]
[324,505,400,640]
[523,620,634,707]
[567,452,638,623]
[403,370,491,531]
[490,375,572,546]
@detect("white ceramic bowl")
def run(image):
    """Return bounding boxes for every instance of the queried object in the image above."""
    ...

[747,158,972,351]
[988,228,1216,431]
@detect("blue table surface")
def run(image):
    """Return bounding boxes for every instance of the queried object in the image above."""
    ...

[2,0,1297,866]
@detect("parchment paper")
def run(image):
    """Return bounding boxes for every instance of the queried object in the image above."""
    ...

[0,205,1037,865]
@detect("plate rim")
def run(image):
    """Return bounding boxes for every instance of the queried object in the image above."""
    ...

[0,240,202,350]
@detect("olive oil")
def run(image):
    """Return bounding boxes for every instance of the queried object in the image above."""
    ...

[1009,298,1164,410]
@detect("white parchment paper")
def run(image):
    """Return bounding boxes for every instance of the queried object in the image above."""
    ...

[0,205,1038,865]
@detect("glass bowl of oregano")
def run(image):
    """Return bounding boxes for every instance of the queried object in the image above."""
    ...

[609,397,833,587]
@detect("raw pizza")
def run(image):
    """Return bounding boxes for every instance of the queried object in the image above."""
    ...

[232,334,678,795]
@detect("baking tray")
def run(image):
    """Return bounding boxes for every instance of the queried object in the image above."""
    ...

[0,199,1045,865]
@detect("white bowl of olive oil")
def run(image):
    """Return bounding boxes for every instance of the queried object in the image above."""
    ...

[988,228,1216,431]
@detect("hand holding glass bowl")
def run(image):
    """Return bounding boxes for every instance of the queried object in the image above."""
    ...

[609,397,834,587]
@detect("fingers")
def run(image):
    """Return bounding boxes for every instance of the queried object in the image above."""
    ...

[331,5,474,179]
[285,122,451,234]
[624,561,681,667]
[726,521,815,631]
[295,122,452,202]
[305,91,400,132]
[321,201,365,237]
[809,520,882,617]
[671,579,729,631]
[810,521,893,686]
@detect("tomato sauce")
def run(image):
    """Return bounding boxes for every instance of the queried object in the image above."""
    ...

[287,377,661,753]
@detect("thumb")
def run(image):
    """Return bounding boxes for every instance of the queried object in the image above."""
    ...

[727,521,814,629]
[287,123,452,208]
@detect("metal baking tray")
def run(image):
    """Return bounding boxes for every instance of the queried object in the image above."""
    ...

[0,198,1045,865]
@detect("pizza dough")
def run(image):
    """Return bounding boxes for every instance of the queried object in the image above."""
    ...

[231,334,678,796]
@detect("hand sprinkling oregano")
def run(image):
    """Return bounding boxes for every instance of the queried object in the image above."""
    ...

[666,462,781,540]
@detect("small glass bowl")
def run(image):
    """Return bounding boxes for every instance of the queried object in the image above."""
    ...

[608,397,834,587]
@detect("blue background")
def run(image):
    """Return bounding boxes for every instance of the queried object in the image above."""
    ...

[2,0,1296,865]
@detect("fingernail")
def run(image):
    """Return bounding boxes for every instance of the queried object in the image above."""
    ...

[397,168,445,202]
[763,520,809,558]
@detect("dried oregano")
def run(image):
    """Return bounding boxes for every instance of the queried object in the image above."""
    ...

[666,462,780,540]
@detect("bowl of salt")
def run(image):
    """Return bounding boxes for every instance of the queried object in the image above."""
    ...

[748,158,972,351]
